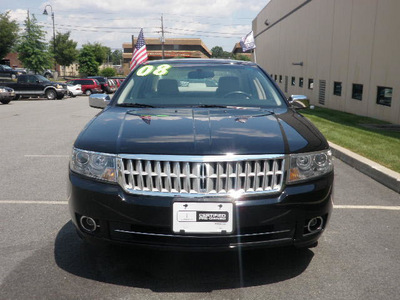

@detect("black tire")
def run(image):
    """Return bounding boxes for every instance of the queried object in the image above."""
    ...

[13,95,21,100]
[56,95,64,100]
[45,89,56,100]
[1,99,11,104]
[85,89,92,96]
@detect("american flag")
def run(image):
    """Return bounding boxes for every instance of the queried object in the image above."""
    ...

[130,28,148,71]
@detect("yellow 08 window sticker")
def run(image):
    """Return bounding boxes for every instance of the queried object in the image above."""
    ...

[136,64,172,77]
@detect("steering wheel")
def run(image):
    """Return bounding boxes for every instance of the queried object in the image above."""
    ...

[223,91,251,98]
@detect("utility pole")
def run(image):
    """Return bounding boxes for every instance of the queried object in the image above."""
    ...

[27,10,30,32]
[161,14,165,59]
[43,5,56,71]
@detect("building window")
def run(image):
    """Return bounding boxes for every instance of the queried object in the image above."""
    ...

[299,77,304,88]
[377,86,392,107]
[279,75,282,83]
[333,81,342,96]
[274,75,277,81]
[308,79,314,90]
[352,84,363,100]
[291,76,295,86]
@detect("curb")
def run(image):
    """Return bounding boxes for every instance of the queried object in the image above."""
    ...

[329,142,400,194]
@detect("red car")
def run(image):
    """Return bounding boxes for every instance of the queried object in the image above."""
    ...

[67,78,102,96]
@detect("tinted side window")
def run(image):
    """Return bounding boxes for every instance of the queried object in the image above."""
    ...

[19,75,27,83]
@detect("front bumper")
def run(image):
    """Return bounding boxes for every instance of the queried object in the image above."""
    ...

[68,171,333,250]
[55,88,68,97]
[0,91,15,100]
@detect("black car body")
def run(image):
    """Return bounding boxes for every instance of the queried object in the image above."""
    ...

[69,59,333,250]
[1,74,67,100]
[0,86,15,104]
[0,64,21,79]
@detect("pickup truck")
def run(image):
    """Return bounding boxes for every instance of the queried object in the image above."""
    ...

[1,74,67,100]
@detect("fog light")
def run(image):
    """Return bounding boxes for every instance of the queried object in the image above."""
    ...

[307,217,324,233]
[80,216,98,233]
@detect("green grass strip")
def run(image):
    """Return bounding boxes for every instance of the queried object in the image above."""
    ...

[301,107,400,173]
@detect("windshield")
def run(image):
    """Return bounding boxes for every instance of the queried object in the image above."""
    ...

[116,62,286,108]
[36,75,50,82]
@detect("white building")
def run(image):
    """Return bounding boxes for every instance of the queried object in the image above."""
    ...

[253,0,400,124]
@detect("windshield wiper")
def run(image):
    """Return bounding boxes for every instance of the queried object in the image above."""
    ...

[195,104,228,108]
[117,103,156,108]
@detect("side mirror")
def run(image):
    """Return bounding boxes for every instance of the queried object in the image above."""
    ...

[89,94,111,109]
[288,95,311,110]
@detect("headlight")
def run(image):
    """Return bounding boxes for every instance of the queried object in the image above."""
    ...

[70,148,117,182]
[0,88,6,93]
[288,150,333,183]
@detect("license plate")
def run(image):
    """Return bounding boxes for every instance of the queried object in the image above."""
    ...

[173,202,233,234]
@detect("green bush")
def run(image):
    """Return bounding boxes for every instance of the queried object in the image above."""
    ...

[100,67,116,77]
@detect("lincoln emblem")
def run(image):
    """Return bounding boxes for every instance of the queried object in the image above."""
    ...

[199,163,207,192]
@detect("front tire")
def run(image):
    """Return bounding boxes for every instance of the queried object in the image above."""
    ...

[45,89,56,100]
[1,99,11,104]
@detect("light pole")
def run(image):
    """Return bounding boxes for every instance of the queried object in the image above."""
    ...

[43,5,56,71]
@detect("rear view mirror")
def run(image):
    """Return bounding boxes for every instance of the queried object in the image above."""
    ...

[188,69,214,79]
[288,95,311,110]
[89,94,111,109]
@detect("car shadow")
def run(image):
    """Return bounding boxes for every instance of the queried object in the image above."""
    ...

[54,221,314,293]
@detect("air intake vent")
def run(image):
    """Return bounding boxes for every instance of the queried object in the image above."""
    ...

[319,80,326,105]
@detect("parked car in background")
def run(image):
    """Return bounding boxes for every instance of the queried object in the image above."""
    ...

[67,83,83,97]
[0,65,22,79]
[67,78,102,96]
[0,86,15,104]
[0,74,67,100]
[69,59,334,251]
[14,68,53,78]
[87,76,112,93]
[110,77,126,88]
[107,79,117,93]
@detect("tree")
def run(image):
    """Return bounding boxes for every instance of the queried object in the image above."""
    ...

[233,54,251,61]
[16,14,52,73]
[78,44,99,76]
[100,67,116,77]
[0,11,19,59]
[110,49,122,65]
[83,42,111,65]
[50,31,78,77]
[211,46,231,59]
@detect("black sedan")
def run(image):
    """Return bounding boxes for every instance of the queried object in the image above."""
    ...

[68,59,333,250]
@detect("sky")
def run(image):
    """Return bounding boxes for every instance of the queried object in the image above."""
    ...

[2,0,269,52]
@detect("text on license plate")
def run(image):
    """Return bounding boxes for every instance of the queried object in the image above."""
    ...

[173,202,233,234]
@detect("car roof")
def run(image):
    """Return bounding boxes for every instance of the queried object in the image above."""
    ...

[143,58,257,66]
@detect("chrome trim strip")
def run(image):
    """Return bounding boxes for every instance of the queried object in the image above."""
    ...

[113,229,291,238]
[117,153,285,162]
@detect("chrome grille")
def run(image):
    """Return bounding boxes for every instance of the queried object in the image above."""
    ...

[117,155,285,196]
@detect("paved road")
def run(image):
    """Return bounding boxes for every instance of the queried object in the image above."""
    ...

[1,97,399,300]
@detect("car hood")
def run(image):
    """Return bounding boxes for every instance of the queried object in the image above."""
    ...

[75,107,328,155]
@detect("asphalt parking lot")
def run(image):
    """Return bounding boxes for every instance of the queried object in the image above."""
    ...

[1,97,399,300]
